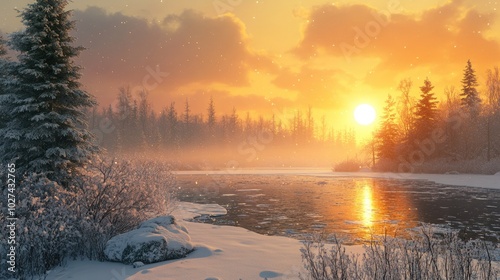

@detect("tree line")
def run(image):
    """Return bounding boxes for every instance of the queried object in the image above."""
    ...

[373,60,500,173]
[87,88,358,158]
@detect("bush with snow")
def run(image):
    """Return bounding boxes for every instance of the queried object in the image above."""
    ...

[104,215,193,264]
[333,159,362,172]
[71,157,177,260]
[0,158,176,279]
[0,174,79,279]
[300,226,499,280]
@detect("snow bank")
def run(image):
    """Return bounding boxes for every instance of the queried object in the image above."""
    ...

[104,215,193,264]
[48,202,348,279]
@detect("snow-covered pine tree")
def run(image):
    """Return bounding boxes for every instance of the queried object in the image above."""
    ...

[413,78,439,140]
[0,35,7,62]
[0,35,9,134]
[460,60,481,118]
[1,0,97,183]
[207,96,216,130]
[376,94,398,161]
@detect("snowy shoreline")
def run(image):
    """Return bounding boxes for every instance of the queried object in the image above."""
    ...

[47,201,343,279]
[173,169,500,190]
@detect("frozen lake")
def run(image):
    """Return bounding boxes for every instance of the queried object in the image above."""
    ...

[175,174,500,243]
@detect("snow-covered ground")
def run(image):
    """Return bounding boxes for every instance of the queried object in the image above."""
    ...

[46,170,498,279]
[48,201,362,279]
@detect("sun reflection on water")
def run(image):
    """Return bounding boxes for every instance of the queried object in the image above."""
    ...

[178,175,423,243]
[361,183,374,229]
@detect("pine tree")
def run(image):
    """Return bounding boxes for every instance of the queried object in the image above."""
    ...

[183,98,190,124]
[0,0,97,182]
[413,78,439,140]
[167,102,178,143]
[229,107,238,134]
[0,35,6,55]
[116,87,133,149]
[0,35,7,65]
[376,94,398,160]
[138,90,151,137]
[0,36,9,134]
[207,96,216,130]
[182,98,191,143]
[460,60,481,118]
[103,105,119,152]
[397,78,414,140]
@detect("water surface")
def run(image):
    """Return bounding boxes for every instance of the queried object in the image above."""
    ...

[175,174,500,243]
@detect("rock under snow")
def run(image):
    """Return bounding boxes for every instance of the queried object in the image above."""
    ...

[104,215,193,264]
[132,261,144,268]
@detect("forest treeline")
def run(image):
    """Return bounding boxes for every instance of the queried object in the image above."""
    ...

[86,88,358,167]
[88,60,500,172]
[373,60,500,174]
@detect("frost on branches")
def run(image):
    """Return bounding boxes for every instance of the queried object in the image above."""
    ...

[71,158,177,260]
[0,159,176,279]
[0,0,97,183]
[0,36,10,136]
[300,227,500,280]
[0,174,79,279]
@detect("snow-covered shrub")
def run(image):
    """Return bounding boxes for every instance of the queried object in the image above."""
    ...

[333,159,362,172]
[301,235,362,280]
[0,158,176,279]
[300,227,500,280]
[71,157,176,260]
[0,174,79,280]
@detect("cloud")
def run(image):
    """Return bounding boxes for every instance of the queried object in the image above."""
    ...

[294,0,500,87]
[72,7,274,106]
[272,66,354,109]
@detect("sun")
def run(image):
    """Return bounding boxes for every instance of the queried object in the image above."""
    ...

[354,104,376,126]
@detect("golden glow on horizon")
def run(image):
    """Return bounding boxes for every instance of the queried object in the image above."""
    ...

[354,104,376,126]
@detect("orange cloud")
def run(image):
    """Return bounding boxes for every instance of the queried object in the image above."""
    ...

[73,7,274,106]
[295,0,500,87]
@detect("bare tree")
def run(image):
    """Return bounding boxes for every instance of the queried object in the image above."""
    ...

[485,67,500,161]
[486,67,500,110]
[397,78,414,140]
[444,86,461,113]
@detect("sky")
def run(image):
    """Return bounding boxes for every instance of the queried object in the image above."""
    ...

[2,0,500,140]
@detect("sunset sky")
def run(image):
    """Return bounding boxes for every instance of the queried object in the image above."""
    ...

[2,0,500,140]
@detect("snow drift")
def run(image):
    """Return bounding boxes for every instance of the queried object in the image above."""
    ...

[104,215,193,264]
